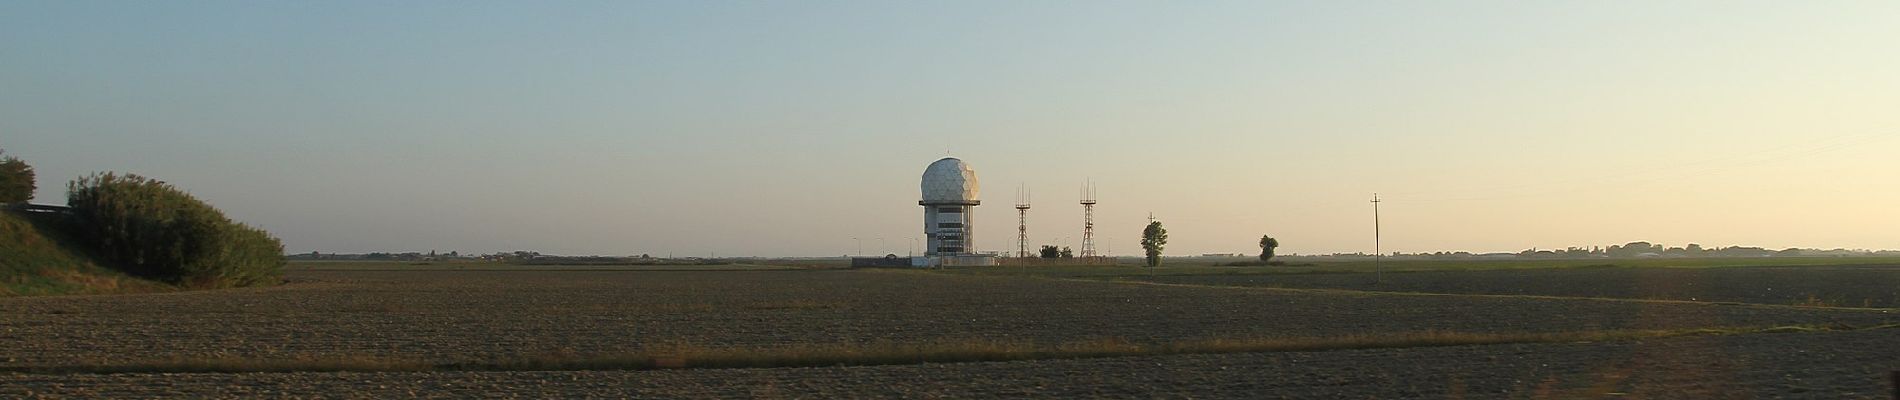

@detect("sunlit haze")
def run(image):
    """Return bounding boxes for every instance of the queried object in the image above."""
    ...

[4,1,1896,256]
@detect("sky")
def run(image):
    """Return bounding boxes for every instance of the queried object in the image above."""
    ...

[3,1,1897,257]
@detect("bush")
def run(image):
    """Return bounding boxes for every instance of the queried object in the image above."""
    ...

[0,150,34,204]
[66,173,283,288]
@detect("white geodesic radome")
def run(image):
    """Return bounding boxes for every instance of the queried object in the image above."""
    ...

[920,157,979,204]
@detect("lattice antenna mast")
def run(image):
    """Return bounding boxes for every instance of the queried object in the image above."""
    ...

[1080,181,1097,258]
[1015,185,1031,258]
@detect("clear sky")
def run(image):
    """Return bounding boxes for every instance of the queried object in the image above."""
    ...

[4,1,1896,257]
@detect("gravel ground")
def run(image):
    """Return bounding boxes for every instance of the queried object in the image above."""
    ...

[2,269,1895,367]
[1145,264,1900,307]
[4,328,1895,399]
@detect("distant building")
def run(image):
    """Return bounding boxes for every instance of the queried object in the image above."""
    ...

[856,158,998,268]
[920,157,979,256]
[907,158,996,267]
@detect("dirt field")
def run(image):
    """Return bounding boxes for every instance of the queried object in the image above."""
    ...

[7,328,1897,399]
[1141,264,1900,307]
[3,266,1898,398]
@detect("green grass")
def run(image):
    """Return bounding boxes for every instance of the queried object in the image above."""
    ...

[11,324,1891,375]
[0,210,168,296]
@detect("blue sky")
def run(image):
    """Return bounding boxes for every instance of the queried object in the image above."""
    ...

[4,1,1897,256]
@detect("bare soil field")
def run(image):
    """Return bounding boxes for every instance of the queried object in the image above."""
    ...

[3,267,1898,398]
[7,328,1897,399]
[1140,264,1900,308]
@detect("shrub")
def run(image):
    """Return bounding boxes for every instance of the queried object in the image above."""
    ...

[66,172,283,287]
[1258,235,1278,262]
[0,150,34,204]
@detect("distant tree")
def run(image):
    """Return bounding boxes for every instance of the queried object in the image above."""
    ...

[1140,221,1168,267]
[0,150,34,203]
[1611,241,1662,257]
[1562,247,1590,257]
[1258,235,1279,263]
[1039,245,1060,258]
[1060,246,1074,258]
[1713,246,1772,257]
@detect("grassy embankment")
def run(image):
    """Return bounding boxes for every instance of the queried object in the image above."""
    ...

[0,210,167,296]
[7,323,1891,374]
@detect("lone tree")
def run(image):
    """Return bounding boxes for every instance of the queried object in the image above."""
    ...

[0,149,33,204]
[1060,246,1074,259]
[1258,235,1279,263]
[1039,245,1061,258]
[1140,220,1167,267]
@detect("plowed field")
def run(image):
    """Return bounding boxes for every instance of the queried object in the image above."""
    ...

[4,266,1896,398]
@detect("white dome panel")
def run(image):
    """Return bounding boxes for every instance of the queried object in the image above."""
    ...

[920,157,979,203]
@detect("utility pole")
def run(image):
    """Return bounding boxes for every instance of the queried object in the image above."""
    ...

[853,237,861,257]
[1146,213,1156,276]
[1372,193,1382,285]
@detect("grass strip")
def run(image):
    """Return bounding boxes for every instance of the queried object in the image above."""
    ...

[1091,278,1900,312]
[8,324,1893,375]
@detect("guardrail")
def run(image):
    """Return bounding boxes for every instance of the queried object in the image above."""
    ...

[2,203,72,215]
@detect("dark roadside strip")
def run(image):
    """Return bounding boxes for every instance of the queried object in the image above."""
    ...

[3,324,1894,375]
[288,264,809,272]
[1084,278,1900,313]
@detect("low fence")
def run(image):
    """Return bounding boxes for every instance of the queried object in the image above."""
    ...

[997,256,1118,266]
[850,256,914,268]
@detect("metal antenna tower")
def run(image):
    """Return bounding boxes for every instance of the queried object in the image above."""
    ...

[1079,181,1097,258]
[1015,185,1031,258]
